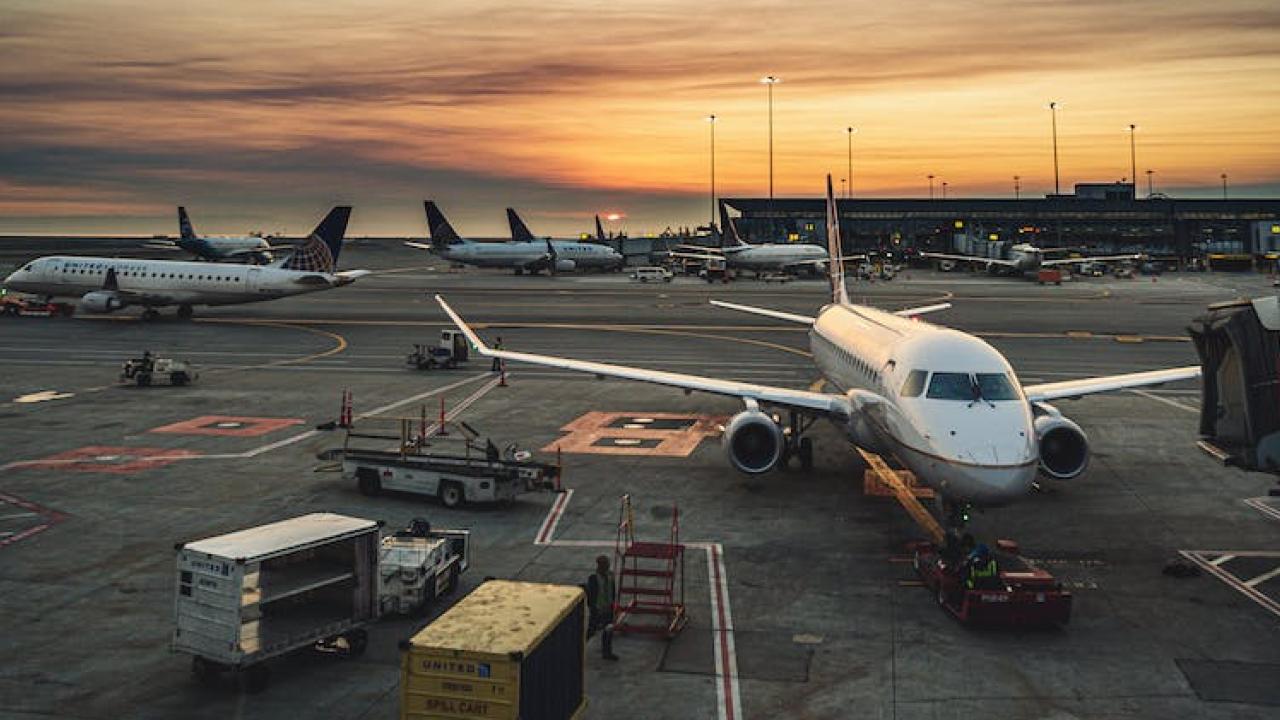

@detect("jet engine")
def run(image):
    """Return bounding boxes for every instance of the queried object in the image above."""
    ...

[554,259,576,273]
[79,291,124,313]
[722,410,785,474]
[1033,403,1089,480]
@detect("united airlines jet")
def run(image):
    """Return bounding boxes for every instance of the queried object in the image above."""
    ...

[436,178,1199,529]
[4,207,366,319]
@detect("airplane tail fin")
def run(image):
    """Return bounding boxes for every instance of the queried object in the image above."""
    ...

[178,207,196,241]
[718,202,747,248]
[825,175,849,304]
[283,206,351,273]
[424,201,464,251]
[507,208,536,243]
[595,214,606,241]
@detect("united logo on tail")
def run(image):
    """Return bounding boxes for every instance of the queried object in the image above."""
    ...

[282,206,351,273]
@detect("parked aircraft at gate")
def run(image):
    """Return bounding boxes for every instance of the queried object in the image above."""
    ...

[923,243,1141,275]
[3,207,365,319]
[669,205,830,275]
[143,207,283,263]
[437,177,1199,525]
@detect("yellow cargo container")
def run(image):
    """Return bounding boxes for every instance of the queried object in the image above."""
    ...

[401,580,586,720]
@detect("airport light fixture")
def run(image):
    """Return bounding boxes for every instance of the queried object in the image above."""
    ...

[707,114,717,230]
[928,174,935,200]
[1014,175,1021,199]
[1145,169,1154,197]
[1048,102,1061,195]
[942,181,948,200]
[1221,173,1228,200]
[841,177,847,197]
[846,126,857,198]
[1128,124,1137,194]
[760,76,780,199]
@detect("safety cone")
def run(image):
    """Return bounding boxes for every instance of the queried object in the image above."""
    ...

[499,360,508,387]
[437,396,449,436]
[339,390,353,428]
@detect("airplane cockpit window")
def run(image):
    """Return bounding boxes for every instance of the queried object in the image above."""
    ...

[900,369,928,397]
[975,373,1020,401]
[925,372,974,400]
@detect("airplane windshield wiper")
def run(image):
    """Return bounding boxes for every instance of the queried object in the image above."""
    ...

[968,377,995,408]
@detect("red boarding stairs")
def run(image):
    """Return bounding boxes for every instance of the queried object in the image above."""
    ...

[613,494,687,638]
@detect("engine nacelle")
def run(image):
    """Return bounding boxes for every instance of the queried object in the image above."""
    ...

[554,259,576,272]
[722,410,785,474]
[79,291,124,313]
[1033,404,1089,480]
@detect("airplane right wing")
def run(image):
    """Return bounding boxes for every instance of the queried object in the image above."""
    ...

[405,241,435,251]
[1041,254,1142,267]
[920,252,1018,268]
[436,295,849,416]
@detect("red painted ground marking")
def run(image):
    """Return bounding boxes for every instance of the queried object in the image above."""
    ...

[710,543,737,720]
[0,491,68,548]
[17,445,202,474]
[149,415,305,437]
[542,412,726,457]
[534,490,574,545]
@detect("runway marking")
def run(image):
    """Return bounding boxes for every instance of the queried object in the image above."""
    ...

[195,319,349,374]
[11,390,76,404]
[149,415,305,437]
[9,445,201,474]
[533,489,574,546]
[1180,550,1280,619]
[544,412,726,456]
[0,492,68,549]
[1244,497,1280,523]
[1128,389,1199,413]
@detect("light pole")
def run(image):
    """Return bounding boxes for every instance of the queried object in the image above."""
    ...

[928,174,935,200]
[846,126,856,198]
[1221,173,1228,200]
[706,114,717,230]
[1014,175,1021,199]
[1049,101,1061,195]
[1128,124,1137,194]
[1145,169,1154,197]
[942,181,948,200]
[841,178,847,198]
[760,76,780,199]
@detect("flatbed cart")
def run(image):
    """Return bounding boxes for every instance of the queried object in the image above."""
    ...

[340,418,560,508]
[912,539,1072,628]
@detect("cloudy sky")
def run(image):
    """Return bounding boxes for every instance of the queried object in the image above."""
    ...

[2,0,1278,235]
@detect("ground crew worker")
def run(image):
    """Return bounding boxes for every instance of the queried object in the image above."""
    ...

[491,336,503,372]
[586,555,619,661]
[965,543,999,590]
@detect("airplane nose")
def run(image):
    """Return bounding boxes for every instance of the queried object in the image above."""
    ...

[948,460,1037,506]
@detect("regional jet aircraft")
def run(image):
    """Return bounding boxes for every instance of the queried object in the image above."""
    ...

[4,207,367,319]
[506,208,623,270]
[669,205,831,276]
[922,243,1140,275]
[144,207,284,263]
[436,178,1199,528]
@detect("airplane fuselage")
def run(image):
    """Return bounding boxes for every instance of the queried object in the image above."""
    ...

[178,235,272,261]
[808,302,1038,505]
[439,240,621,270]
[723,243,828,271]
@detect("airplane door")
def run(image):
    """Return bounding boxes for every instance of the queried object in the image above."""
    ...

[246,267,262,293]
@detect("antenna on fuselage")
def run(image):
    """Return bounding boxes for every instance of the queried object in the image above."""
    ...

[825,175,849,305]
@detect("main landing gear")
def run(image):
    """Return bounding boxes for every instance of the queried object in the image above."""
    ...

[780,410,816,471]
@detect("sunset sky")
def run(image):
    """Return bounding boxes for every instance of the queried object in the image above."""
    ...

[2,0,1278,236]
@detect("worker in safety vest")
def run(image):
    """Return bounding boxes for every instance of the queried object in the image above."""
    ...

[586,555,619,661]
[491,337,503,372]
[965,543,999,589]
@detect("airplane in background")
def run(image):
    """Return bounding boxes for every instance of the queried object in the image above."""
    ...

[922,243,1141,275]
[506,208,623,270]
[144,207,285,263]
[669,204,831,277]
[4,207,367,319]
[407,202,620,274]
[436,176,1199,532]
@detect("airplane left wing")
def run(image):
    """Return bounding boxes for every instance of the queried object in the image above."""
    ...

[1041,254,1142,267]
[921,252,1019,268]
[436,295,848,416]
[1022,366,1200,402]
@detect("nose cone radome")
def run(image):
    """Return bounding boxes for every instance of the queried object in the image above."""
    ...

[939,459,1037,506]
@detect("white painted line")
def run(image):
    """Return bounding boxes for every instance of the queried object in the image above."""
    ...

[1209,554,1236,566]
[0,531,12,538]
[533,490,574,546]
[1127,389,1198,414]
[1244,565,1280,588]
[0,512,37,520]
[1244,497,1280,523]
[707,543,741,720]
[1180,551,1280,619]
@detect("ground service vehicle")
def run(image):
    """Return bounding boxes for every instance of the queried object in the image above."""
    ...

[121,354,197,386]
[341,419,560,508]
[630,266,673,283]
[912,540,1072,627]
[407,329,470,370]
[379,518,471,615]
[1037,268,1063,285]
[1,293,75,317]
[400,580,586,720]
[173,513,381,692]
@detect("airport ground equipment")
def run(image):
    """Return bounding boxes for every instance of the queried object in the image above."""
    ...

[760,272,792,284]
[340,417,560,508]
[0,293,75,317]
[912,539,1073,628]
[1036,268,1063,285]
[612,494,687,639]
[406,329,470,370]
[379,518,470,615]
[629,266,673,283]
[120,353,197,386]
[1189,296,1280,475]
[400,580,587,720]
[173,513,381,692]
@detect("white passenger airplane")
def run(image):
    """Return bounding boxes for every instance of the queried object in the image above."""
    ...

[507,208,624,271]
[436,178,1200,528]
[143,207,280,263]
[3,207,367,319]
[923,243,1140,275]
[407,202,621,274]
[669,206,831,276]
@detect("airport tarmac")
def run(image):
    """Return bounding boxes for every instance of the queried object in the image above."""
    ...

[1,240,1279,719]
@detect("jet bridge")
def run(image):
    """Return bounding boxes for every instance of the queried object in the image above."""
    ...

[1188,296,1280,474]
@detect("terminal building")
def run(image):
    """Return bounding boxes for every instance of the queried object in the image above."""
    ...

[722,183,1280,267]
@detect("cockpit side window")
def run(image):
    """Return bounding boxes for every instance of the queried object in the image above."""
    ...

[22,264,34,272]
[925,372,974,400]
[900,369,928,397]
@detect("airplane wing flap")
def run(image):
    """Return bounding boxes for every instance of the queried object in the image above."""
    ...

[1023,366,1201,402]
